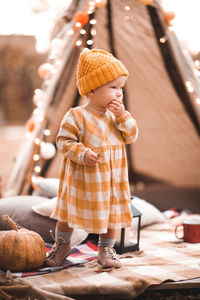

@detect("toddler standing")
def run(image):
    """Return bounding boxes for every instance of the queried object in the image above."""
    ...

[45,48,138,268]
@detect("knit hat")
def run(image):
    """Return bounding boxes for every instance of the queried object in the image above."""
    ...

[76,48,129,96]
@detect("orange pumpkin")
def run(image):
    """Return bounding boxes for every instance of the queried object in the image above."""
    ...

[0,214,46,272]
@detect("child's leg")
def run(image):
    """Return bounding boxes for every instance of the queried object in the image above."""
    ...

[45,221,73,267]
[56,221,73,243]
[98,229,121,268]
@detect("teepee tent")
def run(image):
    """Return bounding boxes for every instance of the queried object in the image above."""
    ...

[6,0,200,196]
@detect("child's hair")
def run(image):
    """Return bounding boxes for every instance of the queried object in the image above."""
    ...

[76,48,129,96]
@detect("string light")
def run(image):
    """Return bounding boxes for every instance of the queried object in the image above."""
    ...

[76,40,82,46]
[34,165,41,173]
[80,29,86,35]
[75,22,82,29]
[91,28,96,36]
[33,154,40,161]
[160,36,167,43]
[26,132,32,139]
[124,5,131,11]
[88,9,94,14]
[90,19,97,25]
[55,60,62,66]
[89,1,95,6]
[194,60,200,69]
[185,80,194,93]
[44,129,51,136]
[87,39,93,45]
[124,16,130,21]
[168,26,174,32]
[196,98,200,105]
[34,138,41,145]
[33,108,44,122]
[67,29,74,35]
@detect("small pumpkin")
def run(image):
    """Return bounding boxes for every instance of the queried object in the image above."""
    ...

[0,214,46,272]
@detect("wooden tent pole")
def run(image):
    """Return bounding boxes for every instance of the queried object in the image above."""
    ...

[40,10,96,178]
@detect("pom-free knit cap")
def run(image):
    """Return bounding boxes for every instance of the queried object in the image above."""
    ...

[76,48,129,96]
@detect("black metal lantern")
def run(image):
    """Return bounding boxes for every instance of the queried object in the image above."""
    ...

[115,203,142,254]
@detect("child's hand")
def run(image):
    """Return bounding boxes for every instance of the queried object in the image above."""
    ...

[108,99,126,117]
[84,150,100,166]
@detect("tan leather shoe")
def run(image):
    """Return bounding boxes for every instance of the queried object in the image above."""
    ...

[97,247,122,268]
[44,237,71,267]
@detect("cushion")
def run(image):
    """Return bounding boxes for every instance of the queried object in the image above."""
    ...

[131,196,165,227]
[32,177,59,198]
[32,197,57,217]
[32,197,88,246]
[32,195,165,229]
[0,196,88,246]
[0,196,56,243]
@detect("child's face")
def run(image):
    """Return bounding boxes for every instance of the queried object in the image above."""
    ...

[88,75,127,109]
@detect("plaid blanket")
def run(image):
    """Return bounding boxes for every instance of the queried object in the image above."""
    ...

[0,241,98,279]
[2,216,200,299]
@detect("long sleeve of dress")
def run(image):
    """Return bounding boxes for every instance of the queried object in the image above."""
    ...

[115,111,138,144]
[56,109,90,164]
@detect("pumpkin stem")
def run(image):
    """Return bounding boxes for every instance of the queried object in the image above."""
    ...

[2,214,19,231]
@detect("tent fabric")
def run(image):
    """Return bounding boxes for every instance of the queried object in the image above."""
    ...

[5,0,200,196]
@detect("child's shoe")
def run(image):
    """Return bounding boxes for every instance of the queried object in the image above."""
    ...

[97,247,121,268]
[44,237,71,267]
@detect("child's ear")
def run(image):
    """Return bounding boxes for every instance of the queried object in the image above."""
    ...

[87,90,95,97]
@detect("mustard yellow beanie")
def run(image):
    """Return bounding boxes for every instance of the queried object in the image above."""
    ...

[76,48,129,96]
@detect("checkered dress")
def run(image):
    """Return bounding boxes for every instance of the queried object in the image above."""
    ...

[51,106,138,233]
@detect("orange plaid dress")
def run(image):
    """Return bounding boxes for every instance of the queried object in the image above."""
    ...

[51,106,138,234]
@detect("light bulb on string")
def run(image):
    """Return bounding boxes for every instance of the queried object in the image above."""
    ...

[55,59,62,66]
[88,8,94,14]
[33,89,46,107]
[168,26,174,32]
[44,129,51,136]
[91,28,96,36]
[67,29,74,36]
[185,81,194,93]
[50,38,65,54]
[34,138,41,145]
[40,142,56,159]
[194,60,200,69]
[89,1,96,6]
[124,5,131,11]
[33,154,40,161]
[37,63,56,79]
[90,19,96,25]
[160,36,167,43]
[34,165,41,174]
[76,39,83,46]
[33,108,45,122]
[26,132,33,139]
[87,39,93,46]
[80,29,86,35]
[124,15,130,21]
[75,22,82,29]
[196,98,200,105]
[95,0,107,8]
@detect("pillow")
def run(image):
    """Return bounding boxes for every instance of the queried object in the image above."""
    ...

[131,196,165,227]
[32,176,59,198]
[0,196,56,243]
[32,197,88,247]
[32,197,57,217]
